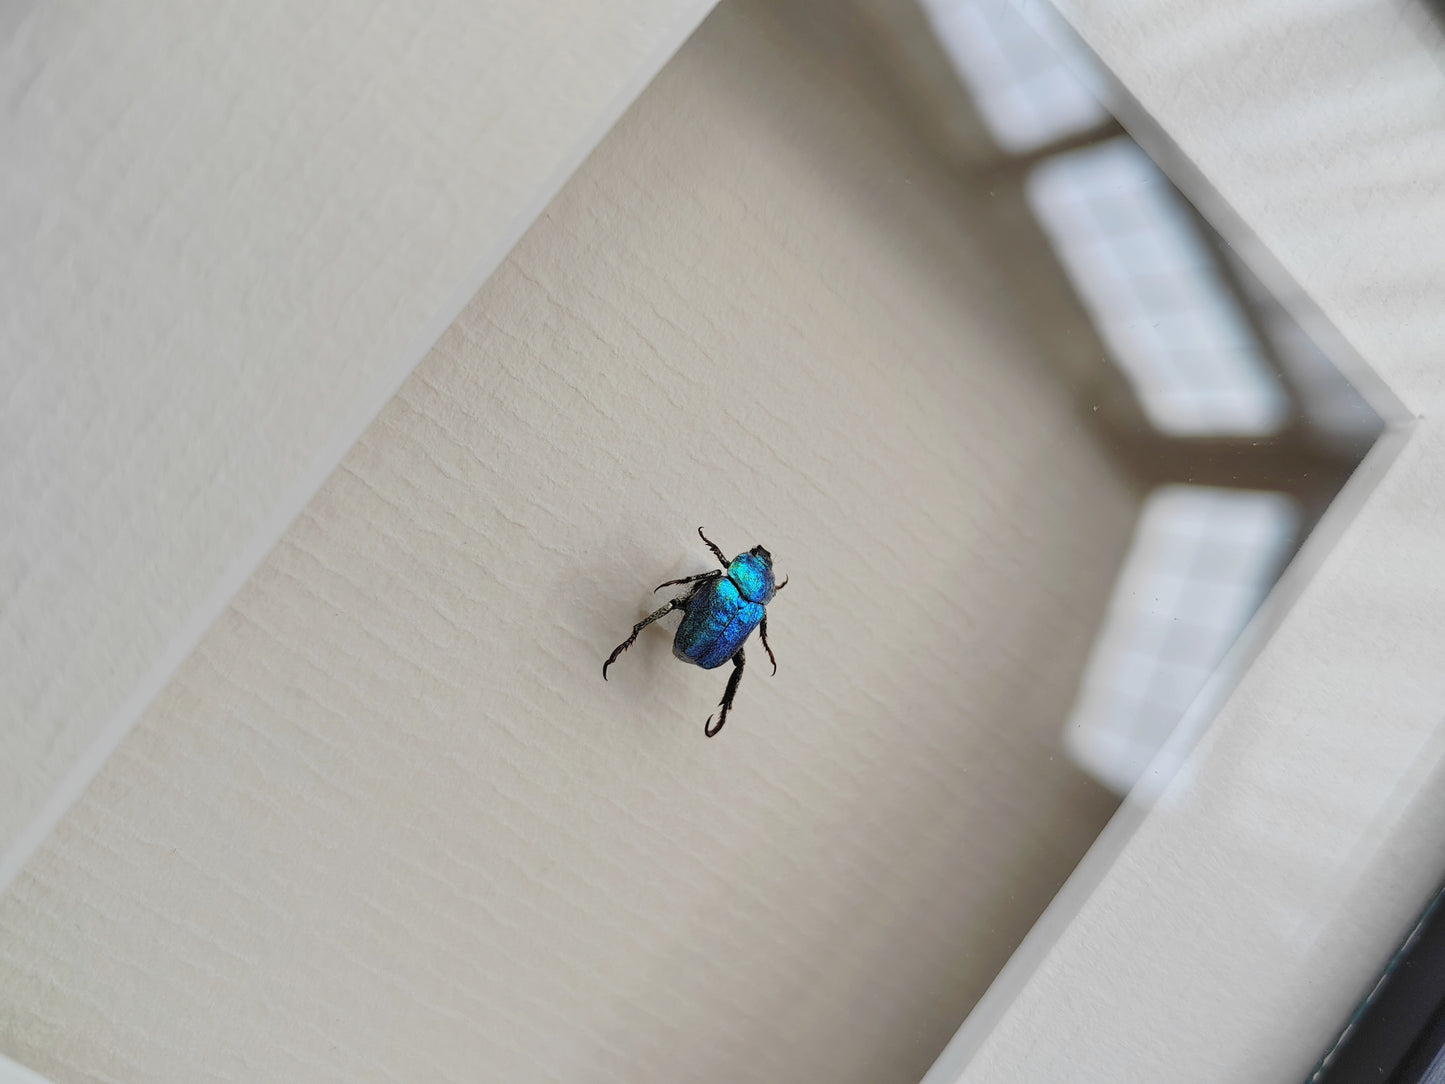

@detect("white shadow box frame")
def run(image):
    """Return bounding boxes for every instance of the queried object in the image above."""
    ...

[3,0,1442,1081]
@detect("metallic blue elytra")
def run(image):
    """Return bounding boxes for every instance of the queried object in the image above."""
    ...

[673,575,764,670]
[603,527,787,737]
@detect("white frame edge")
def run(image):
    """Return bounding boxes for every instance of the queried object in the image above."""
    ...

[0,1054,52,1084]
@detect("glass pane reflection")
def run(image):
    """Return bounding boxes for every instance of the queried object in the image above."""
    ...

[1064,485,1298,794]
[883,0,1382,796]
[917,0,1109,152]
[1027,138,1292,437]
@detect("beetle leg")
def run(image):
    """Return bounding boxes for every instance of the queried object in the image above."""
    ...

[653,570,721,593]
[697,526,730,569]
[758,614,777,675]
[705,648,746,737]
[773,575,788,591]
[603,598,682,680]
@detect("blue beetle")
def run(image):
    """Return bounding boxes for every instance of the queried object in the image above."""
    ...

[603,527,786,737]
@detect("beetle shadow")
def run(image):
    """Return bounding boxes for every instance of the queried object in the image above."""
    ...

[564,520,726,736]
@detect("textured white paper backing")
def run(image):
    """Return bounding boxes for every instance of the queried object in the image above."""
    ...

[0,6,1133,1082]
[0,0,714,879]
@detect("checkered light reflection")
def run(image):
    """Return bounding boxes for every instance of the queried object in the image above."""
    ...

[1065,486,1299,795]
[1027,138,1292,436]
[917,0,1110,153]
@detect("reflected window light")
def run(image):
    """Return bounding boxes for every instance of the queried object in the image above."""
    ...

[917,0,1111,152]
[1065,486,1299,795]
[1027,138,1292,436]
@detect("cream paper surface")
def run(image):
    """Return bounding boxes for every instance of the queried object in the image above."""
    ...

[0,0,714,875]
[0,5,1131,1082]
